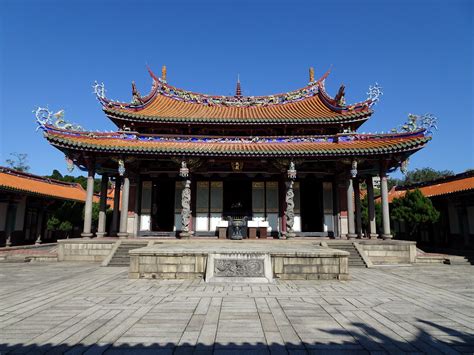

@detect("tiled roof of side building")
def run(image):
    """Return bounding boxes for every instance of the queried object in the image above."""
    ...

[388,171,474,202]
[99,68,374,125]
[0,167,114,206]
[0,167,90,202]
[43,128,431,158]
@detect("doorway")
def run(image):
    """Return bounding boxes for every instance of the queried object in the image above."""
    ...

[300,179,324,232]
[151,180,175,231]
[223,180,252,218]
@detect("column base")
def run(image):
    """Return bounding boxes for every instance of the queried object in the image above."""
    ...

[381,234,393,240]
[285,232,296,239]
[369,234,379,239]
[117,232,128,239]
[81,233,93,238]
[347,234,358,239]
[96,232,107,238]
[179,232,193,239]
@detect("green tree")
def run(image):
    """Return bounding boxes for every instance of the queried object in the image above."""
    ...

[45,170,102,193]
[5,153,30,172]
[403,168,453,185]
[391,189,440,237]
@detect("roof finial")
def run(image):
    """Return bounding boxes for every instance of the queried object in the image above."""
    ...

[309,67,315,83]
[235,74,242,97]
[161,65,167,82]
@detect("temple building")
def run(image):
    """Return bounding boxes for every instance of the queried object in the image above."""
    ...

[36,66,435,240]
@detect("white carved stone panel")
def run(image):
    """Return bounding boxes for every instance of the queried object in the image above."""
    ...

[323,181,334,232]
[174,181,184,232]
[140,181,152,231]
[266,182,279,232]
[293,182,301,232]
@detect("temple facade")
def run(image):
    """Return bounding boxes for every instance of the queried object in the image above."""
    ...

[36,66,434,240]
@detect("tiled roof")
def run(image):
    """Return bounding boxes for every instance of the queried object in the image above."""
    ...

[0,167,89,202]
[105,93,372,125]
[100,70,373,125]
[388,173,474,202]
[43,127,430,158]
[0,167,116,207]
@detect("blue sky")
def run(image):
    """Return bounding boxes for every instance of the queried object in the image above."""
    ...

[1,0,472,177]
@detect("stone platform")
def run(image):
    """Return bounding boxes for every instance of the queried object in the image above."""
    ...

[128,240,349,281]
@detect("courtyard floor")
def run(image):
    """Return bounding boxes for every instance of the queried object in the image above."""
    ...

[0,262,472,354]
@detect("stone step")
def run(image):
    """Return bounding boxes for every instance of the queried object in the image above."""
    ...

[106,242,148,267]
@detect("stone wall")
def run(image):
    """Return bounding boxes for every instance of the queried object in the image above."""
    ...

[273,255,349,280]
[129,248,349,281]
[57,240,116,262]
[129,252,207,279]
[359,241,416,265]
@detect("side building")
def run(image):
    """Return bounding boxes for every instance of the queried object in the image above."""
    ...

[0,167,111,246]
[389,171,474,248]
[36,66,434,240]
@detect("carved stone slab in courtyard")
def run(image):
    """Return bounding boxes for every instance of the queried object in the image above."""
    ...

[206,252,273,283]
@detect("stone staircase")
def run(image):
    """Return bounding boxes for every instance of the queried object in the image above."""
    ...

[326,242,368,268]
[106,241,147,267]
[448,255,474,266]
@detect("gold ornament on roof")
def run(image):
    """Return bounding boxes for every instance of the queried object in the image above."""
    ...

[309,67,315,83]
[161,65,167,82]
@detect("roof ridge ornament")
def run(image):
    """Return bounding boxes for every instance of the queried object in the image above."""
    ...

[34,107,84,132]
[161,65,167,82]
[309,67,315,84]
[366,83,383,107]
[392,113,438,135]
[93,81,107,107]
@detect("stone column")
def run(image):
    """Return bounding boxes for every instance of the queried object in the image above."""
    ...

[354,177,362,238]
[380,171,393,239]
[81,167,95,238]
[96,175,108,238]
[180,179,193,238]
[110,176,121,236]
[346,178,357,239]
[284,180,296,239]
[35,208,44,245]
[117,176,130,239]
[366,176,378,239]
[133,177,141,237]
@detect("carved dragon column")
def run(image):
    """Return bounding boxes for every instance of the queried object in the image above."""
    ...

[284,161,297,239]
[110,176,122,236]
[179,161,193,239]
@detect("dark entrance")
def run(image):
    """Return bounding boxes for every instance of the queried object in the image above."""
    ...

[151,180,175,231]
[223,180,252,218]
[300,179,324,232]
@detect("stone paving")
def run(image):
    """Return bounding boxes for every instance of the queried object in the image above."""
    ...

[0,262,472,354]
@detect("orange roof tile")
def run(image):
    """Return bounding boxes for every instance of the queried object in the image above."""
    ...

[0,168,89,202]
[44,129,430,158]
[101,70,373,124]
[106,92,371,124]
[388,174,474,202]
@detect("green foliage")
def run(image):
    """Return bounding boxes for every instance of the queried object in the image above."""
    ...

[5,153,30,172]
[58,221,73,232]
[403,168,454,185]
[46,201,83,232]
[45,170,102,193]
[391,189,440,236]
[46,216,61,231]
